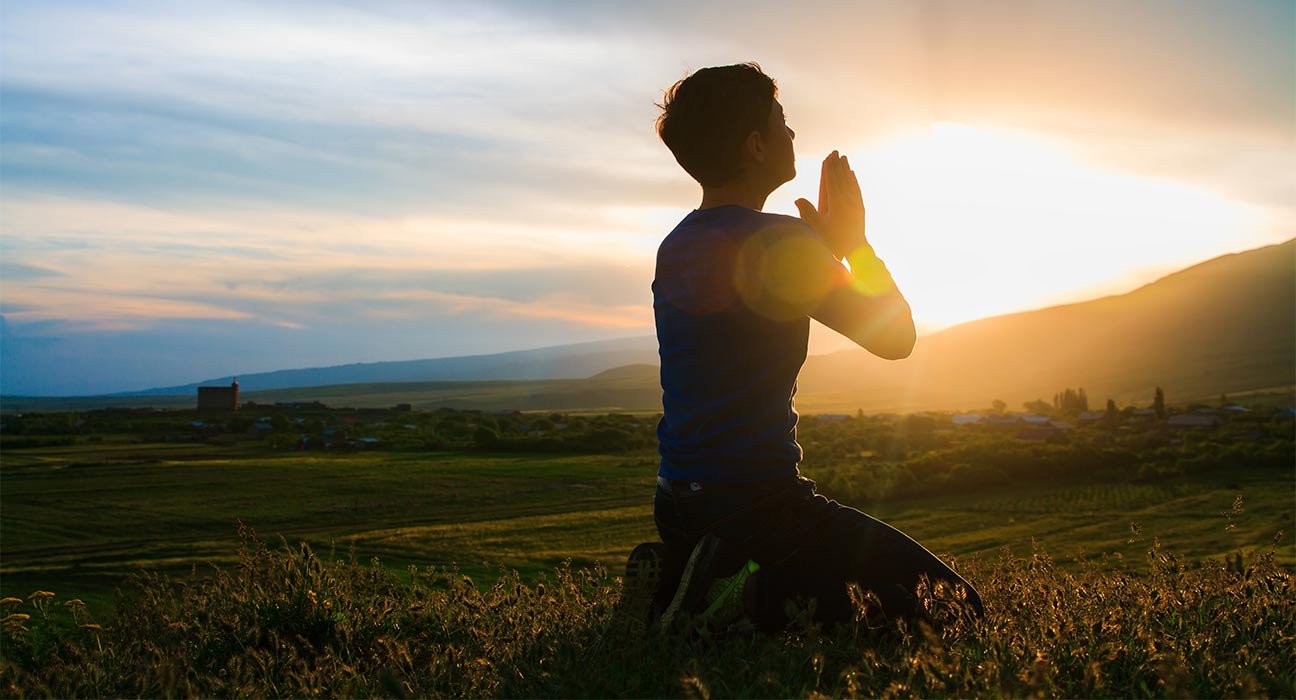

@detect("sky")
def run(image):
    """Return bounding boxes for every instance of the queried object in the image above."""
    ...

[1,0,1293,395]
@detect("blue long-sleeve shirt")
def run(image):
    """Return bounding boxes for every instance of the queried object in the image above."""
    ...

[654,205,842,483]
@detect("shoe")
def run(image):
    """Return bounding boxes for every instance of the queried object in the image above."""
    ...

[624,542,669,622]
[625,541,667,592]
[657,533,760,634]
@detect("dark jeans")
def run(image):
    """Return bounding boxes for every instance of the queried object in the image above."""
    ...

[654,474,984,627]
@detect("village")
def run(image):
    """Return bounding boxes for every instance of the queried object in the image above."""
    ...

[3,379,1290,461]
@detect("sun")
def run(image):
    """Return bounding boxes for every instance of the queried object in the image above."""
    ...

[785,120,1272,351]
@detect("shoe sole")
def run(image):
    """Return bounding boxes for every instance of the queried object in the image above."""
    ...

[625,542,665,585]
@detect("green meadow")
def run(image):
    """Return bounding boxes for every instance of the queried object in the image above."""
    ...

[3,440,1290,616]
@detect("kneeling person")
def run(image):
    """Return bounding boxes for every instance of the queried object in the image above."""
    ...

[631,62,983,630]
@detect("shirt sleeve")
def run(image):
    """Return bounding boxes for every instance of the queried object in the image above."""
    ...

[732,220,850,322]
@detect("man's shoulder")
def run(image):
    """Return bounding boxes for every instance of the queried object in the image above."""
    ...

[754,210,813,231]
[656,209,825,284]
[661,208,814,249]
[707,207,813,233]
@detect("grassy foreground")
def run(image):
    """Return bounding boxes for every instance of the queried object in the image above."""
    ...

[4,440,1292,616]
[2,528,1293,698]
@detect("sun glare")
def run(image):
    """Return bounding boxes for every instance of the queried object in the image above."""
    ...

[787,121,1274,342]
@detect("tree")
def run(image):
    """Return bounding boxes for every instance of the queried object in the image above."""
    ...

[1105,398,1117,418]
[1153,387,1166,419]
[1023,399,1052,414]
[1050,387,1092,414]
[991,399,1007,414]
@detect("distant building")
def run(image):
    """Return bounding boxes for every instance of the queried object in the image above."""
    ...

[951,413,984,425]
[985,415,1020,428]
[247,421,274,439]
[197,379,239,412]
[1168,414,1218,428]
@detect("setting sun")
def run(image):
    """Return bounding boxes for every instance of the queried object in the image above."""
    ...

[788,120,1275,343]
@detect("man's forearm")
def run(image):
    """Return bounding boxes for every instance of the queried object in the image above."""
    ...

[836,245,914,359]
[844,244,902,298]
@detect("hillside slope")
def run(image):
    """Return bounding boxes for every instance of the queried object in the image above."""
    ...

[119,335,658,395]
[797,238,1295,411]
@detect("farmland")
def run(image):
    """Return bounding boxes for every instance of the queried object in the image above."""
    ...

[2,404,1292,617]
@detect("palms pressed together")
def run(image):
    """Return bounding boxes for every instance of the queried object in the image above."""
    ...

[795,150,869,261]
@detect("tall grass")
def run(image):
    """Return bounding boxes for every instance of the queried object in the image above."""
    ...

[2,525,1292,698]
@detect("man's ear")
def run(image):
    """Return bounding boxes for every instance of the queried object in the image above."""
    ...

[745,129,767,164]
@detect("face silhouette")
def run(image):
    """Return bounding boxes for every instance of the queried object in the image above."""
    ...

[762,98,797,188]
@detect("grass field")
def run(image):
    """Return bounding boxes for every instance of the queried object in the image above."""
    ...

[3,441,1291,617]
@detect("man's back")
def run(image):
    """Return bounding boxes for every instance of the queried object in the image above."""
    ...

[654,204,827,484]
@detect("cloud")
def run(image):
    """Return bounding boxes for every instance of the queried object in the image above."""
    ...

[5,0,1288,241]
[0,262,65,281]
[4,0,1290,221]
[382,289,650,329]
[0,192,655,336]
[0,289,254,331]
[0,1,687,224]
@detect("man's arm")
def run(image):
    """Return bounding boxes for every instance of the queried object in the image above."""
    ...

[795,151,916,360]
[812,245,915,360]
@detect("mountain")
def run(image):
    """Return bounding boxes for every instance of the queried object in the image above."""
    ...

[5,241,1291,414]
[795,238,1295,412]
[117,335,658,396]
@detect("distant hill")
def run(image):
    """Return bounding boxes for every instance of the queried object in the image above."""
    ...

[543,239,1295,413]
[4,241,1291,414]
[0,373,668,414]
[116,335,658,396]
[796,238,1296,412]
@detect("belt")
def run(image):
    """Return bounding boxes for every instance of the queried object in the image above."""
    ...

[656,475,703,492]
[658,471,808,495]
[656,475,795,493]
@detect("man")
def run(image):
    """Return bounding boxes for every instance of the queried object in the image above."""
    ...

[625,62,984,632]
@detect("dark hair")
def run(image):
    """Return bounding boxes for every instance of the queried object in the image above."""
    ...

[656,62,777,187]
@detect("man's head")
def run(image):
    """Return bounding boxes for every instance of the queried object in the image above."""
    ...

[656,62,795,191]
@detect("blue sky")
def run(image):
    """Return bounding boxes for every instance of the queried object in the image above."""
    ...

[2,0,1293,395]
